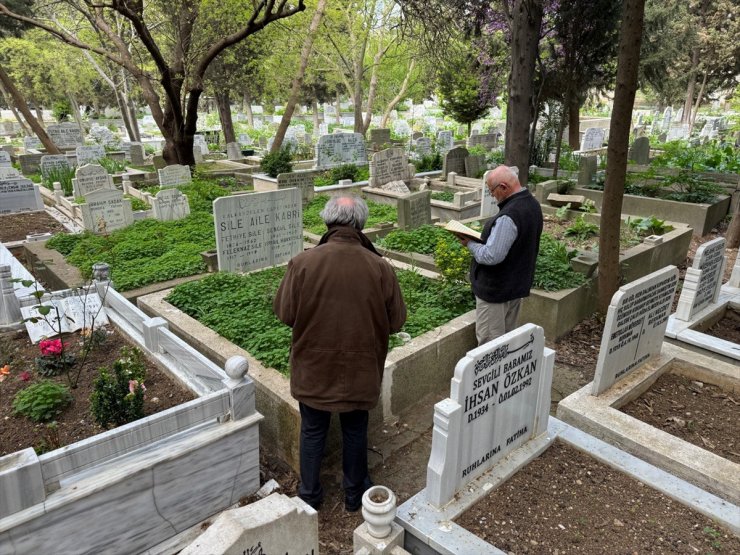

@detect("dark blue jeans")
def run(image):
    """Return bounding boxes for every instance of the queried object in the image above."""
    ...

[298,402,371,508]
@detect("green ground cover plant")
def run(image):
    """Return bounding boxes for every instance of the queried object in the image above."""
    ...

[261,146,293,177]
[13,380,72,422]
[165,266,474,375]
[313,164,369,187]
[377,224,447,255]
[99,157,127,174]
[430,191,455,202]
[651,141,740,174]
[303,194,397,234]
[587,168,724,204]
[534,233,587,291]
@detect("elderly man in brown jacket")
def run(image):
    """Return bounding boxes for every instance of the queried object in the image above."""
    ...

[273,195,406,512]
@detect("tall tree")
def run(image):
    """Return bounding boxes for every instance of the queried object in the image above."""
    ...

[437,55,490,136]
[1,0,306,165]
[598,0,646,312]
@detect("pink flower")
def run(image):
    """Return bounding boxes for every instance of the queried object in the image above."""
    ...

[19,371,32,382]
[39,338,63,357]
[128,380,146,395]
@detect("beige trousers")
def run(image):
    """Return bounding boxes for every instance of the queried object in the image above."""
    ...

[475,297,522,346]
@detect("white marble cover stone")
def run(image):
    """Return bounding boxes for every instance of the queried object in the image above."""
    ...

[21,293,109,344]
[80,188,134,234]
[214,189,303,273]
[0,167,19,179]
[370,148,411,187]
[0,177,44,215]
[151,188,190,221]
[73,164,114,197]
[674,238,726,321]
[75,145,105,165]
[580,127,606,151]
[592,266,679,395]
[425,324,554,507]
[181,494,318,555]
[379,180,411,195]
[0,244,35,298]
[158,164,192,187]
[40,155,71,179]
[315,132,367,169]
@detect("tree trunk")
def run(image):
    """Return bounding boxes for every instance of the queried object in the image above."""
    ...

[504,0,544,188]
[598,0,646,313]
[243,91,254,127]
[114,88,136,142]
[682,47,699,125]
[122,70,141,142]
[272,0,327,152]
[553,107,567,178]
[216,91,236,145]
[335,91,341,125]
[0,65,60,154]
[726,203,740,248]
[0,83,31,136]
[689,71,708,134]
[67,93,85,134]
[312,97,319,136]
[568,94,580,149]
[360,48,384,135]
[380,59,416,128]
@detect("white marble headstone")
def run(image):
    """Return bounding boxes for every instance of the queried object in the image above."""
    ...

[75,145,106,165]
[40,155,71,179]
[666,124,690,142]
[426,324,554,507]
[24,136,43,151]
[674,238,726,321]
[193,135,209,156]
[158,164,192,187]
[214,188,303,273]
[0,177,44,214]
[437,130,454,154]
[480,171,498,218]
[393,120,411,137]
[592,266,679,395]
[151,188,190,221]
[0,167,20,179]
[580,128,605,151]
[0,151,10,167]
[315,133,367,169]
[370,148,411,187]
[80,188,134,234]
[73,164,114,197]
[413,137,432,156]
[47,123,83,148]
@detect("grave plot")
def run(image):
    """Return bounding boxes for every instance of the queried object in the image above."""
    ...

[0,267,263,554]
[302,193,398,236]
[666,238,740,363]
[0,211,67,244]
[396,322,738,553]
[557,266,740,506]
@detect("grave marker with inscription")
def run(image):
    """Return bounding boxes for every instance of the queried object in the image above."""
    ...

[23,136,43,151]
[480,170,498,218]
[158,164,192,187]
[369,128,390,149]
[40,155,71,179]
[0,167,20,179]
[413,137,432,157]
[398,190,431,230]
[315,133,367,169]
[674,238,726,321]
[592,266,679,395]
[277,171,315,205]
[467,133,498,150]
[628,137,650,165]
[129,142,145,165]
[464,155,485,179]
[214,189,303,273]
[380,180,411,194]
[442,146,469,179]
[73,164,114,197]
[151,188,190,221]
[0,151,10,167]
[80,188,134,233]
[0,177,44,214]
[579,128,605,151]
[47,123,84,148]
[426,324,554,506]
[75,145,106,166]
[437,130,454,154]
[369,148,411,187]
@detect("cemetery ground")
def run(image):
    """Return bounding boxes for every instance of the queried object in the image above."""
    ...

[0,211,66,243]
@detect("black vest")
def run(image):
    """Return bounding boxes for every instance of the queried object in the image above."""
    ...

[470,189,543,303]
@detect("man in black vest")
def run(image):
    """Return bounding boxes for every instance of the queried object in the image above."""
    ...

[455,165,543,345]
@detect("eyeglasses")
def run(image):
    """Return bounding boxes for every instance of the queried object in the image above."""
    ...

[489,181,505,195]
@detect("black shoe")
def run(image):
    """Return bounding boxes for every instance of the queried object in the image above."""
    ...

[300,496,322,511]
[345,478,374,512]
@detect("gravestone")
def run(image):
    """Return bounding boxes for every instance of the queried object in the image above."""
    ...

[380,180,411,194]
[151,188,190,221]
[0,151,10,167]
[398,190,432,230]
[23,136,42,151]
[729,251,740,288]
[158,164,192,187]
[88,125,117,147]
[73,164,114,197]
[437,130,454,154]
[80,188,134,234]
[0,167,20,179]
[413,137,432,157]
[674,238,726,321]
[426,323,554,507]
[577,155,597,186]
[592,266,679,395]
[662,107,672,130]
[579,128,605,151]
[226,142,242,161]
[193,145,204,164]
[40,155,71,179]
[318,123,330,137]
[277,171,315,205]
[129,142,145,165]
[480,170,498,218]
[628,137,650,165]
[19,153,44,175]
[181,494,317,555]
[152,154,167,170]
[0,177,44,214]
[467,133,498,150]
[411,131,423,141]
[214,188,303,273]
[369,148,411,188]
[464,155,484,179]
[666,124,690,142]
[193,135,209,156]
[315,133,367,169]
[369,128,391,149]
[47,123,83,148]
[442,146,469,179]
[75,145,106,165]
[393,120,411,137]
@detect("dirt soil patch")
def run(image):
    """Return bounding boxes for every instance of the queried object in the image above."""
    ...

[704,308,740,344]
[456,441,740,554]
[621,372,739,464]
[0,211,66,243]
[0,326,195,456]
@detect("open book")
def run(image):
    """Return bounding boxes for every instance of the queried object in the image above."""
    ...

[21,293,109,344]
[440,220,483,242]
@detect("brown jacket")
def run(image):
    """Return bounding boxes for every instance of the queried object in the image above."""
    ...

[273,225,406,411]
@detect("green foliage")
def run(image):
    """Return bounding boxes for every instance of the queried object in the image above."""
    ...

[430,191,455,202]
[627,216,674,236]
[564,215,599,240]
[313,164,369,186]
[377,225,447,255]
[557,145,581,172]
[415,152,443,172]
[52,99,72,122]
[261,146,293,177]
[35,353,76,377]
[98,156,127,174]
[555,203,572,222]
[166,267,474,373]
[90,347,147,428]
[42,166,75,197]
[125,195,150,212]
[303,195,397,235]
[437,60,489,128]
[534,234,586,292]
[13,380,72,422]
[433,235,472,283]
[651,141,740,173]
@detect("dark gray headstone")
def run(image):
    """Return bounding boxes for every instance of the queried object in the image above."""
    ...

[443,146,469,178]
[398,190,432,230]
[577,155,597,186]
[628,137,650,165]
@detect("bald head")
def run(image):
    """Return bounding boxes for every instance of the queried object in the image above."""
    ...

[485,165,522,202]
[320,195,369,230]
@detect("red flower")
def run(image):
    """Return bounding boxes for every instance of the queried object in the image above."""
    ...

[39,338,63,357]
[19,371,31,382]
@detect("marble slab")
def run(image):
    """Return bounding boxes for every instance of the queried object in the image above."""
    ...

[151,188,190,221]
[158,164,192,187]
[73,164,114,197]
[0,177,44,215]
[398,190,431,230]
[80,188,134,233]
[674,238,726,321]
[370,148,411,187]
[76,145,105,165]
[315,132,367,169]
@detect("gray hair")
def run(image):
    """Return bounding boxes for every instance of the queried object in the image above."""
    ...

[320,195,369,230]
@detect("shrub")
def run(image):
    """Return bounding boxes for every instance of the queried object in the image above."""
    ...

[52,99,72,122]
[42,166,75,196]
[378,225,447,255]
[98,156,127,174]
[415,152,443,172]
[533,234,586,291]
[13,380,72,422]
[434,235,472,283]
[261,146,293,177]
[90,347,147,428]
[564,215,599,240]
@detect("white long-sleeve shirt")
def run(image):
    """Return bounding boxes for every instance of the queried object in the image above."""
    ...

[467,215,518,265]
